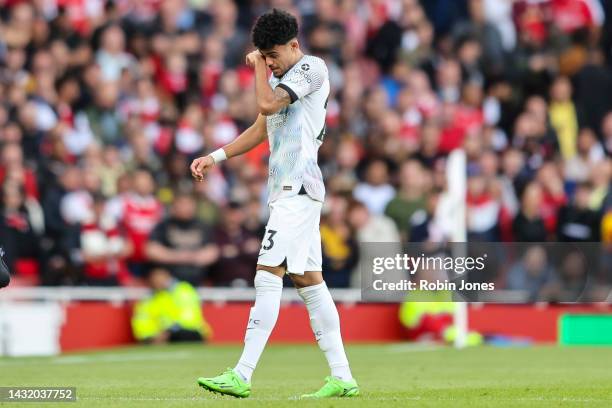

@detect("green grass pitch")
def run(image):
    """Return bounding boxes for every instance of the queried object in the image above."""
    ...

[1,343,611,407]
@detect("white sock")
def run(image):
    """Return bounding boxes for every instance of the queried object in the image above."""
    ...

[298,281,353,381]
[234,270,283,383]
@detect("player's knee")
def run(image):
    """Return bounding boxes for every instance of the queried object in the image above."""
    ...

[290,272,323,289]
[254,270,283,292]
[256,264,285,278]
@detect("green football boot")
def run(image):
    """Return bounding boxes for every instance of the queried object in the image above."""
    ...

[197,368,251,398]
[300,376,360,399]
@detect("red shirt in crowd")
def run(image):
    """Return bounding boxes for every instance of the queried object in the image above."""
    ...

[120,194,164,262]
[0,167,39,200]
[551,0,601,33]
[540,190,567,235]
[80,221,129,283]
[439,105,483,154]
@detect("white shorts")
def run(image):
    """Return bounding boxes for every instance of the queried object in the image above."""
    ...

[257,194,323,275]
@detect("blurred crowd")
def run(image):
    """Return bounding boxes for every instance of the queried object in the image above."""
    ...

[0,0,611,289]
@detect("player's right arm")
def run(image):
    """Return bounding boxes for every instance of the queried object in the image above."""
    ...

[190,114,267,181]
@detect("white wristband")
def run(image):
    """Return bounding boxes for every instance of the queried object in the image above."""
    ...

[210,148,227,164]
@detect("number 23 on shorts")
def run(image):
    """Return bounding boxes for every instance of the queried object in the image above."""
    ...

[261,229,277,251]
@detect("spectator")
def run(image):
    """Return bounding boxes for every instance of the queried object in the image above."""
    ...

[589,159,611,211]
[0,142,39,199]
[348,199,400,286]
[540,250,592,302]
[557,183,600,241]
[498,149,527,227]
[453,0,506,78]
[535,162,567,235]
[96,25,135,82]
[549,0,604,35]
[408,188,443,242]
[59,167,101,226]
[131,266,212,344]
[40,166,84,285]
[573,49,612,134]
[71,193,132,286]
[513,182,548,242]
[548,76,578,160]
[320,195,359,288]
[117,169,164,277]
[601,111,612,156]
[353,160,396,215]
[506,245,557,301]
[415,121,444,167]
[384,159,429,241]
[242,197,265,236]
[466,167,500,241]
[0,180,42,271]
[482,0,516,51]
[209,201,259,287]
[348,199,400,244]
[85,81,122,146]
[564,128,605,185]
[146,191,218,285]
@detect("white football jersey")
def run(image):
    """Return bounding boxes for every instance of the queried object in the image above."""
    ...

[266,54,329,203]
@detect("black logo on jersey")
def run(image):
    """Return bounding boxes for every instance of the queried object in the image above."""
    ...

[292,65,312,83]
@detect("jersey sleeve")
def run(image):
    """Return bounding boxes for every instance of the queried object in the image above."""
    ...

[277,59,327,104]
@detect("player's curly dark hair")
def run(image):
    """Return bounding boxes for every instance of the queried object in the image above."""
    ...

[252,8,298,50]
